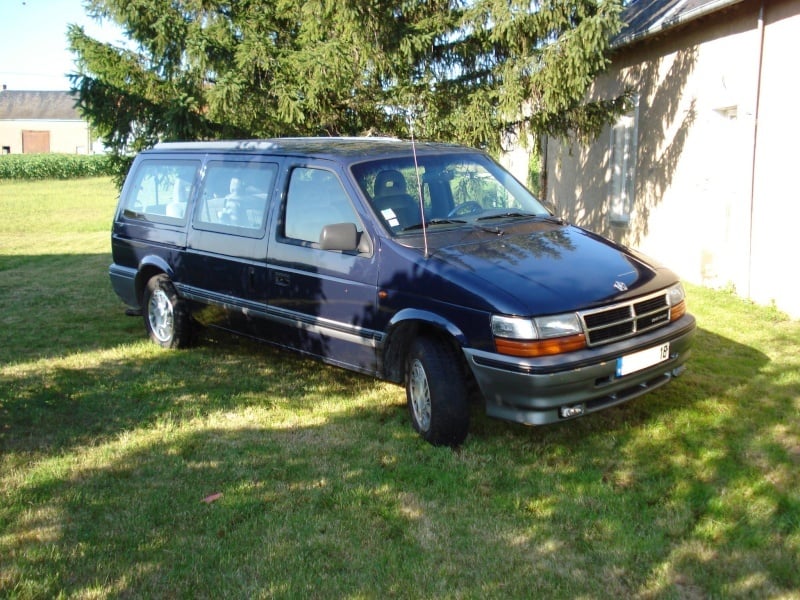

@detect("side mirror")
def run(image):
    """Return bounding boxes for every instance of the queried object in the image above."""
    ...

[319,222,360,252]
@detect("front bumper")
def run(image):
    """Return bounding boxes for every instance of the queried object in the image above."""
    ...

[463,314,696,426]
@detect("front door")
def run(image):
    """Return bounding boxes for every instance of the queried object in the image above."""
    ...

[266,162,380,374]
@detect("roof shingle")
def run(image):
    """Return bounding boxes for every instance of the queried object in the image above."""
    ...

[614,0,745,47]
[0,90,81,120]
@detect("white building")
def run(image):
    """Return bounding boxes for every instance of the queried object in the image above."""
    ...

[0,88,93,154]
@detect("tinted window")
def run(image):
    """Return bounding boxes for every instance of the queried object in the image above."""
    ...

[194,160,277,236]
[122,159,199,223]
[283,168,362,245]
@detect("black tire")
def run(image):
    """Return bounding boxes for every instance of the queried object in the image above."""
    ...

[405,336,470,446]
[142,274,192,349]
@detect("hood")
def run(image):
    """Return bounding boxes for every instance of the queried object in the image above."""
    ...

[428,223,672,315]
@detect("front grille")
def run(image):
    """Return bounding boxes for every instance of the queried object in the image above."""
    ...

[580,290,671,346]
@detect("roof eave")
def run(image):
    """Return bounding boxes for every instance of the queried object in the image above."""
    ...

[613,0,746,49]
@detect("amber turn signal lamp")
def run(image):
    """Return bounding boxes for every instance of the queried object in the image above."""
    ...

[670,299,686,321]
[495,333,587,357]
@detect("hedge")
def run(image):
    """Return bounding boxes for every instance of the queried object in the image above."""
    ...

[0,153,118,180]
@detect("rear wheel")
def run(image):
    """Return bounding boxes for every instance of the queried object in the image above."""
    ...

[143,274,192,348]
[406,337,469,446]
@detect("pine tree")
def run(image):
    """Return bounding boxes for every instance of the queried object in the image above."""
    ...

[69,0,629,169]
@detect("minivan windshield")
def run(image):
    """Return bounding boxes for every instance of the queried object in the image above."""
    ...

[351,153,549,234]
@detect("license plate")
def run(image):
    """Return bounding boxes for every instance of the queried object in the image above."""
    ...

[616,343,670,377]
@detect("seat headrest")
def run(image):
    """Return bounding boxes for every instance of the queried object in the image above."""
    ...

[374,170,406,198]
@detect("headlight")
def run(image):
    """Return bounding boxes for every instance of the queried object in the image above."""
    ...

[667,283,687,321]
[533,313,583,338]
[666,283,685,306]
[491,313,586,357]
[491,315,536,339]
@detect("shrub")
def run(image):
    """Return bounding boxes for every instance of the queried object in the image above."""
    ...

[0,153,117,180]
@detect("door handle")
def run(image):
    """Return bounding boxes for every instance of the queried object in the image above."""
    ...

[275,272,290,287]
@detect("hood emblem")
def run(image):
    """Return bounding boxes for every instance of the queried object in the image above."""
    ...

[613,281,628,292]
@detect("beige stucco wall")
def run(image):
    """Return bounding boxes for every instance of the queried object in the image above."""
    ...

[544,0,800,318]
[0,119,92,154]
[748,0,800,317]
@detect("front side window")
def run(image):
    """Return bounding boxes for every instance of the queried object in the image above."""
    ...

[123,159,199,223]
[351,153,548,234]
[283,168,362,245]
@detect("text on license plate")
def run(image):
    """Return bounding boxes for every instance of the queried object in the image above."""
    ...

[616,343,670,377]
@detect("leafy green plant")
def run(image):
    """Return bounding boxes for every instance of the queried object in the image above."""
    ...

[0,153,116,180]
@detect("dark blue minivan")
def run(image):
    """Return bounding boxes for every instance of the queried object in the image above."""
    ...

[110,138,696,445]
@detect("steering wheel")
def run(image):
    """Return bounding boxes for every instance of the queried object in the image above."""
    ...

[448,201,483,218]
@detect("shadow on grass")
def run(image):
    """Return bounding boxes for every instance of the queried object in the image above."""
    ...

[3,318,799,597]
[0,253,139,365]
[0,331,374,453]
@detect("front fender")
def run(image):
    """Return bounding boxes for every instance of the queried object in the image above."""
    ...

[387,308,468,345]
[379,308,469,383]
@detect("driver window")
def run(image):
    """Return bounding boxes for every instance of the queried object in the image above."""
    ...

[284,168,361,245]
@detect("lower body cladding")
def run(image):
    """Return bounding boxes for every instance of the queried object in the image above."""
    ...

[463,314,697,426]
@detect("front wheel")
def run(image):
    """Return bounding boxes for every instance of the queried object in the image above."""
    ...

[406,337,470,446]
[143,274,192,349]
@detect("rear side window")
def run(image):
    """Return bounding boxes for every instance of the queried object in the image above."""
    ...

[122,159,199,223]
[194,160,277,236]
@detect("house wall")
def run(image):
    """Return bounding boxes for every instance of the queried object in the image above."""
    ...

[0,119,92,154]
[544,0,800,318]
[748,0,800,316]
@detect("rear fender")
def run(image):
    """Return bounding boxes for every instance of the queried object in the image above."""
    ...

[135,255,175,304]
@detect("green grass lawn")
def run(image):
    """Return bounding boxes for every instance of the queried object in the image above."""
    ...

[1,177,798,599]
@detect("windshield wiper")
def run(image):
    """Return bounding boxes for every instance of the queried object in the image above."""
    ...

[476,211,536,221]
[402,218,467,232]
[477,212,564,224]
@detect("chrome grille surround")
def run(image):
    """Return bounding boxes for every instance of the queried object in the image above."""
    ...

[579,289,672,347]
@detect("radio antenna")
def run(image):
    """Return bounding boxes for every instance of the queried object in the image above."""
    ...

[408,113,429,259]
